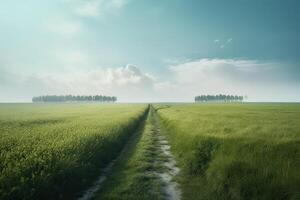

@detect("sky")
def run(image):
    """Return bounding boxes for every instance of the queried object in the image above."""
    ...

[0,0,299,102]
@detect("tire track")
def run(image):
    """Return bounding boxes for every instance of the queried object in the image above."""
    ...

[152,108,182,200]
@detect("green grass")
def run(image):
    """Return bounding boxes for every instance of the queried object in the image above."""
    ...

[96,106,164,200]
[2,103,299,200]
[155,103,300,200]
[0,103,148,200]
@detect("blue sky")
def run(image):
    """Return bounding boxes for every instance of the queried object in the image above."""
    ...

[0,0,299,102]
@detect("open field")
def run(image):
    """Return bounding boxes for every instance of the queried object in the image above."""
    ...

[155,103,300,200]
[2,0,299,199]
[0,103,299,200]
[0,103,148,200]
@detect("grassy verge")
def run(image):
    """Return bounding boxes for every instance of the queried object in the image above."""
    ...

[0,103,148,200]
[155,103,300,200]
[95,106,165,200]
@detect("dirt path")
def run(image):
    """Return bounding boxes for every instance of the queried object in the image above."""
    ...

[77,159,116,200]
[78,105,181,200]
[156,134,181,200]
[152,109,182,200]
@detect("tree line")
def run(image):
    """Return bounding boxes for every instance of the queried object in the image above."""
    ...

[32,95,117,103]
[195,94,244,102]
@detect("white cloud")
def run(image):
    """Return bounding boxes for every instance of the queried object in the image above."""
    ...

[165,59,300,101]
[1,59,299,102]
[107,0,128,10]
[227,38,233,43]
[169,59,268,84]
[22,64,155,102]
[66,0,128,18]
[214,37,233,48]
[74,0,101,17]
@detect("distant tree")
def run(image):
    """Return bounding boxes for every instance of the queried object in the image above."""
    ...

[32,95,118,103]
[234,95,238,101]
[195,94,245,103]
[239,96,243,102]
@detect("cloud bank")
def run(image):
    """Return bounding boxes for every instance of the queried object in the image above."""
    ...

[21,64,155,102]
[166,59,300,101]
[1,59,299,102]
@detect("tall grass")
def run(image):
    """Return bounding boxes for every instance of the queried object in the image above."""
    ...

[0,103,148,200]
[96,106,163,200]
[156,103,300,200]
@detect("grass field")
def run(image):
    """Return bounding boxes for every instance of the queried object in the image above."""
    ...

[1,103,299,200]
[95,106,165,200]
[155,103,300,200]
[0,103,148,200]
